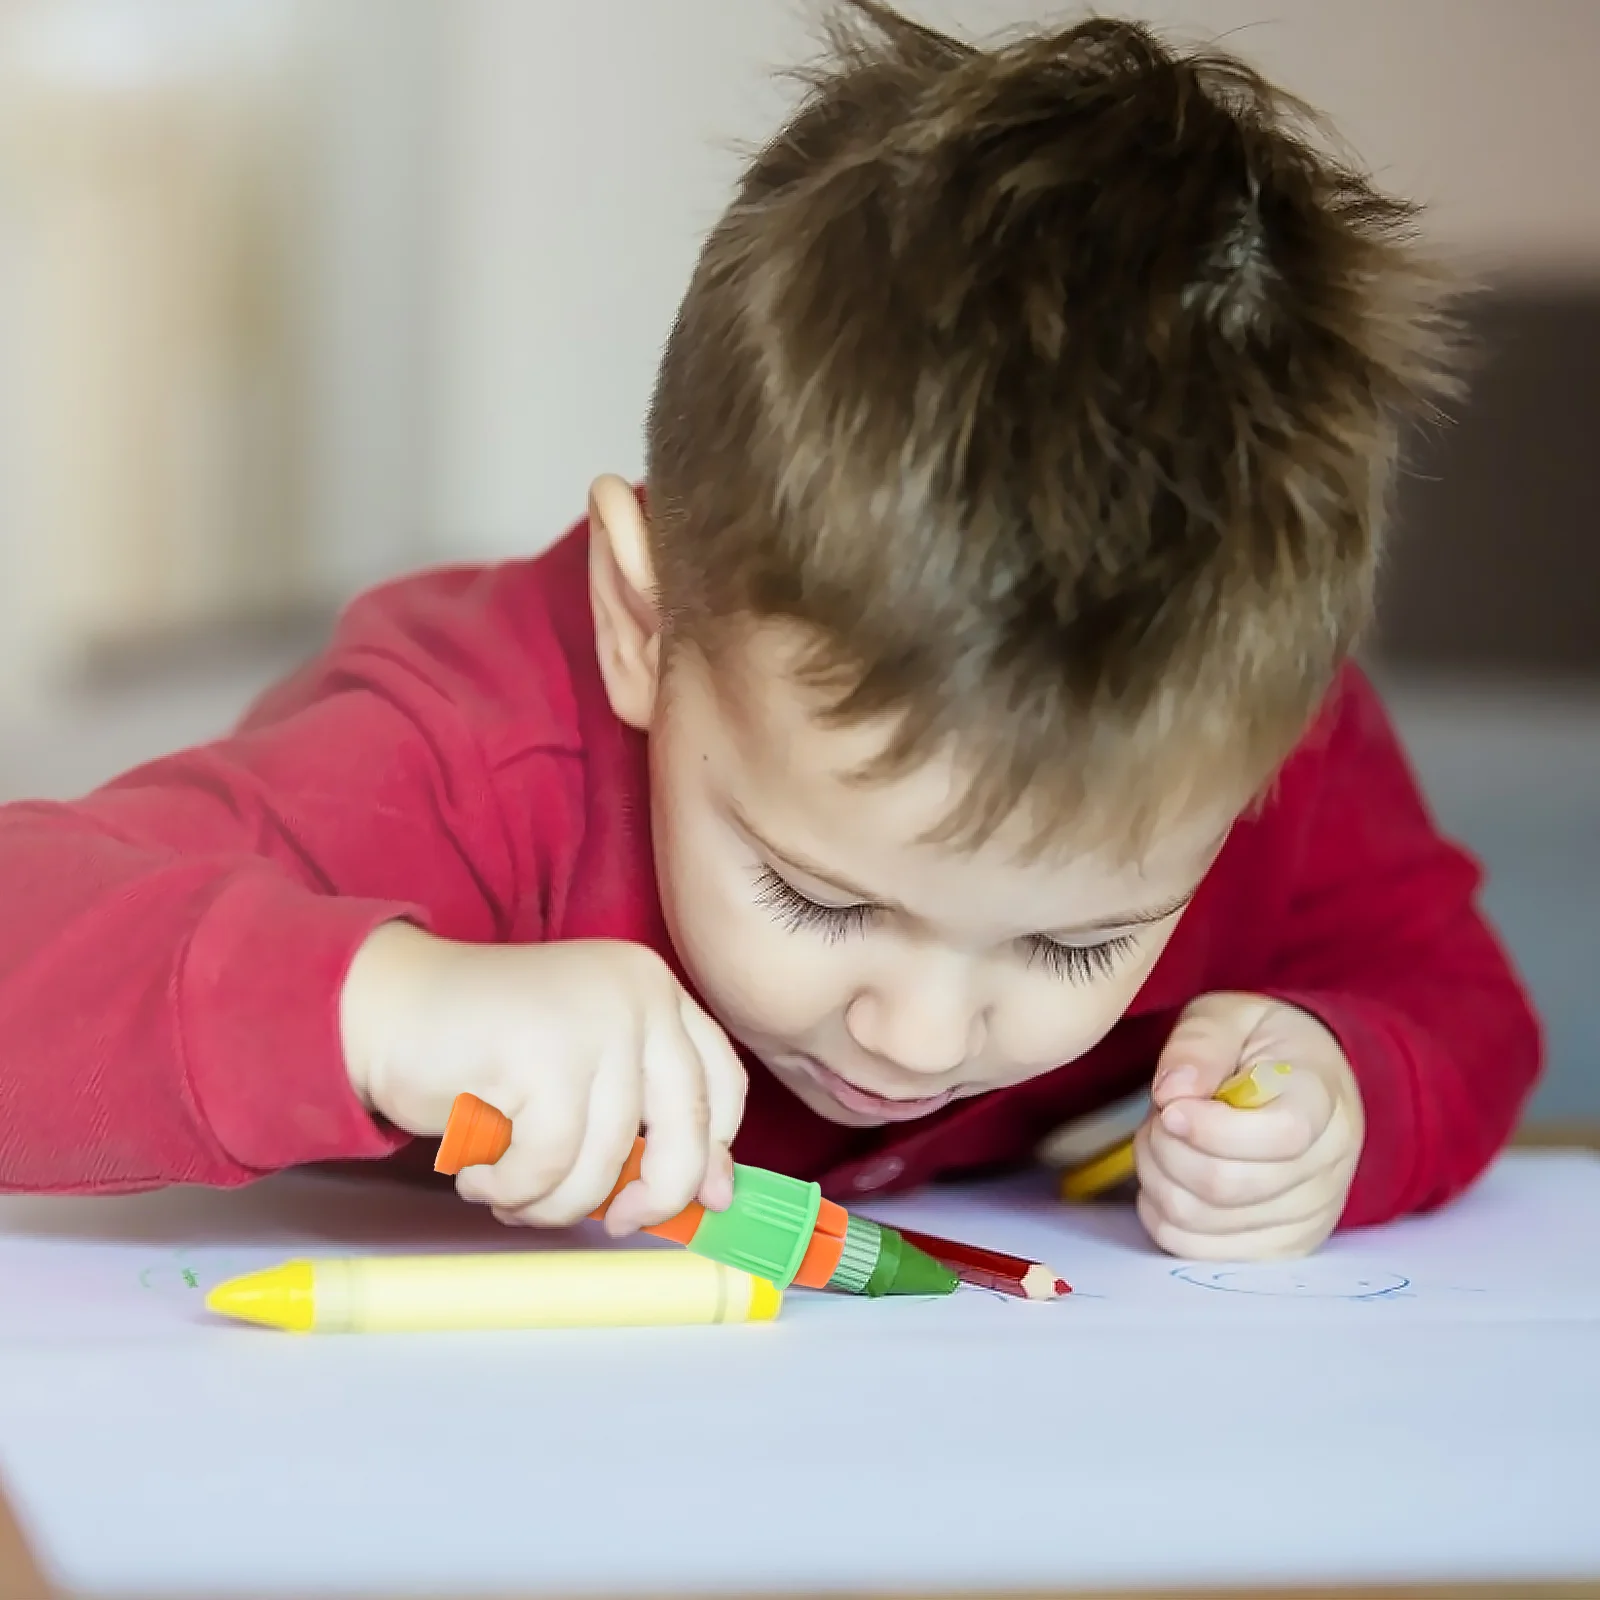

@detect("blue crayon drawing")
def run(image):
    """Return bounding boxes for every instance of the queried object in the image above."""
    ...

[1171,1265,1410,1301]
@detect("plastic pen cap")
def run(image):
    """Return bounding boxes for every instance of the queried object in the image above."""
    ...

[435,1093,512,1174]
[688,1162,825,1288]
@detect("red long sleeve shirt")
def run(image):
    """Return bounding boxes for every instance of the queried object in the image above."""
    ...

[0,520,1541,1225]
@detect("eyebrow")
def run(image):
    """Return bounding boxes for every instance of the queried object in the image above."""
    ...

[732,803,1198,939]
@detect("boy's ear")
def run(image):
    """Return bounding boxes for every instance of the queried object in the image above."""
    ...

[588,474,662,730]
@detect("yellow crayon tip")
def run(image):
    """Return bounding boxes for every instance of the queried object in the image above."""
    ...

[205,1260,317,1332]
[747,1275,783,1322]
[1215,1061,1292,1109]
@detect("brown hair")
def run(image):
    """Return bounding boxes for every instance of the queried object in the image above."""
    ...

[644,0,1462,857]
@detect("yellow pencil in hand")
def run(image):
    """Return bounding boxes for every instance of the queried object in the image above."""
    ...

[1058,1061,1292,1202]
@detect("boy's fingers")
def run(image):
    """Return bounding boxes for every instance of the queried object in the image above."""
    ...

[1135,1186,1333,1260]
[453,1085,585,1212]
[505,1062,643,1228]
[607,1013,713,1232]
[678,995,747,1210]
[679,995,747,1148]
[1136,1127,1345,1237]
[1140,1116,1317,1209]
[697,1145,736,1212]
[1153,993,1270,1106]
[1161,1066,1333,1160]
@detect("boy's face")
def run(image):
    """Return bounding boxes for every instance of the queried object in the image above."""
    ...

[588,476,1233,1128]
[643,632,1230,1126]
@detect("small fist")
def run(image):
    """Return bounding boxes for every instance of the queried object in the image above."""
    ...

[340,924,746,1234]
[1134,992,1364,1260]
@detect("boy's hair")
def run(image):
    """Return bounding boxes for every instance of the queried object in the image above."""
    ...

[644,1,1461,856]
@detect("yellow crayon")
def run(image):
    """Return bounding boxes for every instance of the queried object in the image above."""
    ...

[1059,1062,1293,1202]
[205,1249,781,1334]
[1056,1137,1138,1202]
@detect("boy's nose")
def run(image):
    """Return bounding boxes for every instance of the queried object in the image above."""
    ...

[843,980,984,1078]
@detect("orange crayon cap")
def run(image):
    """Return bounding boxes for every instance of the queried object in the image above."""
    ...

[791,1196,848,1290]
[593,1138,703,1244]
[434,1092,513,1174]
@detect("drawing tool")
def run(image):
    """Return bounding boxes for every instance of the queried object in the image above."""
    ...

[888,1225,1070,1300]
[435,1093,958,1298]
[1057,1136,1137,1202]
[1059,1061,1293,1202]
[1035,1089,1149,1169]
[205,1249,780,1333]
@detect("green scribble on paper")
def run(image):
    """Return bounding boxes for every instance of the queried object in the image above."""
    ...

[137,1254,207,1292]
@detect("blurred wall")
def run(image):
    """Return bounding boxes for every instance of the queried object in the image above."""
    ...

[424,0,1600,568]
[1380,288,1600,679]
[2,0,1596,692]
[0,0,437,705]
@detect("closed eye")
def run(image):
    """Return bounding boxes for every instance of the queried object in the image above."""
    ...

[755,866,1142,982]
[1025,933,1140,985]
[753,866,872,943]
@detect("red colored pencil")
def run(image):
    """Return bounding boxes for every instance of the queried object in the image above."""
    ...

[890,1226,1070,1300]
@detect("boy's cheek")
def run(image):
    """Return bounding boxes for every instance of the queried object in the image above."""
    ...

[993,941,1168,1079]
[670,888,835,1038]
[989,967,1157,1080]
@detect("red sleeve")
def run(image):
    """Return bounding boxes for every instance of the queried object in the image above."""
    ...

[1255,667,1543,1228]
[0,566,576,1195]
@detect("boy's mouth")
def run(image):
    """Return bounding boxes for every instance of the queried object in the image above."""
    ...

[796,1056,955,1122]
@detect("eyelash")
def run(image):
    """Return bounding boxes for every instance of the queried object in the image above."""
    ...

[754,867,873,944]
[1024,934,1139,985]
[752,867,1140,983]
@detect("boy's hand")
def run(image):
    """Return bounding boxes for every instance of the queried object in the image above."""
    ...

[1134,992,1364,1260]
[339,923,746,1235]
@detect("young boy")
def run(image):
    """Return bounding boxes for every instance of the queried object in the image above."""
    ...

[0,2,1540,1261]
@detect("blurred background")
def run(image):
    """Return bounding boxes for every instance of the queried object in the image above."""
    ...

[0,0,1593,1119]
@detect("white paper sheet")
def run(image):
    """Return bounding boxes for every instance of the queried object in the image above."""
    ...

[2,1152,1598,1596]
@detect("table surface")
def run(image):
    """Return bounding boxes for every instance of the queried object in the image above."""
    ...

[5,1123,1598,1600]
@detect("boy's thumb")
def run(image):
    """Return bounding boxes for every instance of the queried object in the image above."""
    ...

[1152,992,1270,1107]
